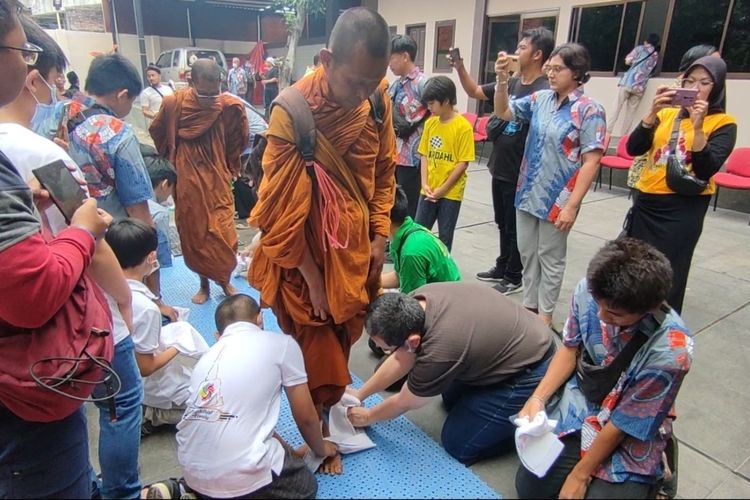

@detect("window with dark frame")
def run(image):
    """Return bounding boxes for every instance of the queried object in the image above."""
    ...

[433,19,456,73]
[570,0,750,76]
[406,24,427,69]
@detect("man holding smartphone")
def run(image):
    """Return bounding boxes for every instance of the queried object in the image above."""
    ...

[448,28,554,295]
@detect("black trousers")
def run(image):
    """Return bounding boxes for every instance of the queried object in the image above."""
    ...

[515,433,656,499]
[234,180,257,219]
[396,165,421,220]
[627,192,710,314]
[492,178,523,283]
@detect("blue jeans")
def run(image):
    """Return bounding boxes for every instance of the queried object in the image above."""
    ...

[415,196,462,252]
[0,405,90,498]
[440,349,552,464]
[93,336,143,499]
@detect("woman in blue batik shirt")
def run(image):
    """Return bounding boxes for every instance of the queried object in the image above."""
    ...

[493,42,606,330]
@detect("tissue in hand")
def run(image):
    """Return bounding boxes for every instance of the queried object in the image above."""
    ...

[513,412,564,478]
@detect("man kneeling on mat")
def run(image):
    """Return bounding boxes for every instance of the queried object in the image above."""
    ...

[347,282,554,464]
[515,238,692,499]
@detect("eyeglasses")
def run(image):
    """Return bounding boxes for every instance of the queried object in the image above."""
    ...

[546,65,570,75]
[0,41,44,66]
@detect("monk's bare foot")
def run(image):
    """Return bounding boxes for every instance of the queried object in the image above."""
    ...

[293,444,309,459]
[319,453,343,475]
[221,283,238,297]
[191,288,210,304]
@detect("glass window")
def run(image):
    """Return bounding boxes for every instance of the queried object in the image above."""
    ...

[484,17,521,85]
[305,11,326,40]
[433,20,456,72]
[406,24,426,69]
[723,0,750,73]
[156,51,172,68]
[662,0,730,72]
[616,2,644,73]
[578,3,625,72]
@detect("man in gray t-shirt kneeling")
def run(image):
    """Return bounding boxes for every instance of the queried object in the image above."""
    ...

[347,282,555,464]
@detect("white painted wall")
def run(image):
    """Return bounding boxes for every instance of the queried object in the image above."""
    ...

[485,0,750,147]
[378,0,482,112]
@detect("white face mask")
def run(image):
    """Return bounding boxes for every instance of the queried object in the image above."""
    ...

[147,257,160,276]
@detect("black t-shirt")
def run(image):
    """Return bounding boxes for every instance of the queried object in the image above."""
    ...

[265,67,279,92]
[481,76,549,184]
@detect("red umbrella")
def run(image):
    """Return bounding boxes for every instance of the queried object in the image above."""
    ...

[248,40,266,106]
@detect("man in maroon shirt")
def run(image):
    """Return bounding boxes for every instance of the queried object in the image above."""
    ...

[0,2,114,497]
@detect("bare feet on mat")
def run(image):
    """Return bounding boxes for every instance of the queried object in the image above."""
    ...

[191,288,209,304]
[221,283,238,297]
[320,453,343,475]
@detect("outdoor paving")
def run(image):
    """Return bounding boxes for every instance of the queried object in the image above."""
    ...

[87,162,750,498]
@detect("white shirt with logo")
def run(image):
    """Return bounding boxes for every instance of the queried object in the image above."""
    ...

[176,322,308,497]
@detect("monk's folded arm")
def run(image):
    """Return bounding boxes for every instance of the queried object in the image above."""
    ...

[368,83,398,239]
[249,125,313,269]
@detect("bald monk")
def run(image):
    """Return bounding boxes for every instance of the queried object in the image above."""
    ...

[248,7,397,472]
[150,59,249,303]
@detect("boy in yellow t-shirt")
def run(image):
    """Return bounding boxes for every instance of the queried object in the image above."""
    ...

[416,76,475,252]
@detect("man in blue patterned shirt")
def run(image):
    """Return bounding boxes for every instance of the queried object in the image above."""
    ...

[608,34,660,136]
[388,34,428,218]
[515,238,692,499]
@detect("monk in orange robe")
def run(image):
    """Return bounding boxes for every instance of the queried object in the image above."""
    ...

[248,6,396,452]
[150,59,249,303]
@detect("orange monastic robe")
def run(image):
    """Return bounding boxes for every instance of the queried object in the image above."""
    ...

[150,89,249,285]
[248,67,397,407]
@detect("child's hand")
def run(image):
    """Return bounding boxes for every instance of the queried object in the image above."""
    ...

[429,186,447,201]
[422,183,435,199]
[321,441,338,458]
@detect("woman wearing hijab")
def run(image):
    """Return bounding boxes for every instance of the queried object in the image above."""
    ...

[625,56,737,313]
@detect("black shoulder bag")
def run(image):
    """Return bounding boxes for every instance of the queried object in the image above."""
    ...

[665,113,709,196]
[575,306,667,404]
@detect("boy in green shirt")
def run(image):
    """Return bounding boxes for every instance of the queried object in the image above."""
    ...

[382,186,461,294]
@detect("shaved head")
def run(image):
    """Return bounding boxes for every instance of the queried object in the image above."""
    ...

[328,7,390,63]
[191,58,221,84]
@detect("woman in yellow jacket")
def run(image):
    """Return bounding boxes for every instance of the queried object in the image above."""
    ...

[625,56,736,313]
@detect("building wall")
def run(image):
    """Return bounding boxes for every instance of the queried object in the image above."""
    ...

[378,0,485,112]
[484,0,750,147]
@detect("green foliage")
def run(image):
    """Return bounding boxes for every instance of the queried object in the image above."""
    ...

[272,0,327,29]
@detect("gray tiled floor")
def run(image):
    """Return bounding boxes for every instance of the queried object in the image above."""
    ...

[90,164,750,498]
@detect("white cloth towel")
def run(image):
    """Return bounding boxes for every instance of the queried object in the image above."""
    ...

[159,321,209,358]
[303,393,376,472]
[513,411,564,478]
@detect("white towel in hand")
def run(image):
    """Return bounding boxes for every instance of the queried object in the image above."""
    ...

[159,321,209,358]
[513,411,564,478]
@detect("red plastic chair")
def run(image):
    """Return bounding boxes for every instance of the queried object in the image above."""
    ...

[596,134,634,190]
[462,112,478,131]
[713,148,750,224]
[474,116,490,164]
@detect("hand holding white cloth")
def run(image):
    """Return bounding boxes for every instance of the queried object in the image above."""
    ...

[513,411,564,478]
[159,321,209,358]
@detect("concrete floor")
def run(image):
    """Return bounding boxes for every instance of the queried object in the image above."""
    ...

[88,163,750,498]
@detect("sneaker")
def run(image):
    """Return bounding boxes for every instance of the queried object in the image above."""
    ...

[492,278,523,295]
[141,419,155,438]
[476,266,504,282]
[144,478,195,499]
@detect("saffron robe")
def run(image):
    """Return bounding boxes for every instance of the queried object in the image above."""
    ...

[150,89,249,285]
[248,68,397,407]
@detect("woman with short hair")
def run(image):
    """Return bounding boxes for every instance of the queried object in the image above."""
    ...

[493,43,606,328]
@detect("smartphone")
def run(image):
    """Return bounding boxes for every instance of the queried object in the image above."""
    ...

[32,160,87,224]
[671,87,699,107]
[449,47,461,62]
[506,54,520,74]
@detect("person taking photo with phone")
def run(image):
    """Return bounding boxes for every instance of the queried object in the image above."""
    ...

[492,43,606,330]
[623,56,737,314]
[448,28,553,295]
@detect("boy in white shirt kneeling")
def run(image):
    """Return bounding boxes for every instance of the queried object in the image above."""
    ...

[106,219,197,436]
[159,294,337,499]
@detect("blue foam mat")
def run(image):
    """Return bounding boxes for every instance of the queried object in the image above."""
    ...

[160,258,501,499]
